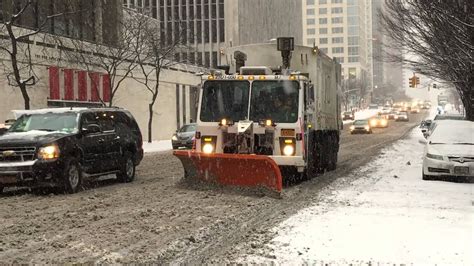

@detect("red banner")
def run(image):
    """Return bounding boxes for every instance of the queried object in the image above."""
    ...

[48,67,60,100]
[89,73,100,102]
[77,71,87,101]
[102,74,111,102]
[63,69,74,100]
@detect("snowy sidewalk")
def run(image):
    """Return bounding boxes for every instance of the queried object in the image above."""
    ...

[243,129,474,265]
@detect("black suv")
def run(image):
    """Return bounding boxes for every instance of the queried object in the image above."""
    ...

[0,108,143,194]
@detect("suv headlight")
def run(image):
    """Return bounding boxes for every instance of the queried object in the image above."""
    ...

[38,144,60,160]
[426,153,443,161]
[171,135,178,141]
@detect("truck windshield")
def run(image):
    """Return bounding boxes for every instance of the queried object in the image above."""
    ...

[249,80,299,123]
[8,113,79,133]
[200,81,250,122]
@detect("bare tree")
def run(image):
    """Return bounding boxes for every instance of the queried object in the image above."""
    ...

[381,0,473,120]
[59,9,138,107]
[128,10,188,143]
[0,0,78,109]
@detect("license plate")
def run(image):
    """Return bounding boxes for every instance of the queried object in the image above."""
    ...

[0,175,17,184]
[454,166,469,175]
[281,129,295,137]
[181,141,187,145]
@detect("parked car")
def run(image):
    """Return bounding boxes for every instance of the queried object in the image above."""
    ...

[341,111,355,121]
[420,119,433,138]
[433,114,465,121]
[368,104,379,110]
[350,119,372,134]
[0,108,143,194]
[395,111,409,121]
[410,107,420,113]
[172,123,196,149]
[387,112,398,120]
[422,120,474,180]
[369,115,389,128]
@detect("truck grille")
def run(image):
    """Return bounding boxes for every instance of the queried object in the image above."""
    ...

[0,147,36,162]
[448,156,474,163]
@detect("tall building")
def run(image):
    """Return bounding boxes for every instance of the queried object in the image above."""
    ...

[302,0,373,88]
[123,0,302,68]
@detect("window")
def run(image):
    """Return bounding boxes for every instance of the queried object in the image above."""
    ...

[307,28,316,35]
[331,7,343,14]
[319,8,327,14]
[332,27,343,33]
[307,9,315,15]
[319,0,327,3]
[348,36,359,45]
[332,37,344,43]
[319,18,328,24]
[348,16,359,25]
[347,0,357,5]
[335,57,344,63]
[331,17,343,23]
[331,0,343,3]
[307,18,315,25]
[307,38,316,45]
[348,26,359,35]
[348,57,359,63]
[348,47,359,55]
[348,6,358,15]
[307,0,315,4]
[319,38,328,44]
[319,28,328,34]
[320,48,328,54]
[332,47,344,53]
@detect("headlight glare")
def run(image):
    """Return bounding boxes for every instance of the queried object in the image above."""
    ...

[350,125,355,131]
[364,125,370,131]
[171,135,178,141]
[283,145,295,156]
[202,143,214,154]
[38,145,60,160]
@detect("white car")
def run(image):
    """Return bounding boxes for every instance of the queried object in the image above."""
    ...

[422,120,474,180]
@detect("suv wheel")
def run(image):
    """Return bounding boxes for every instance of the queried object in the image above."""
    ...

[62,158,82,194]
[117,152,135,183]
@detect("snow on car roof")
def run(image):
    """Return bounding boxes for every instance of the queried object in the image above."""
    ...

[430,120,474,143]
[12,108,88,118]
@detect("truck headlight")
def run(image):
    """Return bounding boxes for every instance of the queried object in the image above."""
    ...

[350,125,355,131]
[370,120,377,127]
[202,143,214,154]
[426,153,444,161]
[171,135,178,141]
[364,125,370,131]
[38,144,60,160]
[283,145,295,156]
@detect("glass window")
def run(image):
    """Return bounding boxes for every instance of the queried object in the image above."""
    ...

[332,27,343,33]
[347,6,358,15]
[348,56,359,62]
[307,9,315,15]
[332,47,344,53]
[307,0,315,4]
[319,38,328,44]
[331,17,343,23]
[347,0,357,5]
[320,48,328,53]
[348,26,359,35]
[348,16,359,25]
[332,37,344,43]
[331,0,343,3]
[10,113,79,134]
[331,7,343,14]
[318,0,327,3]
[335,57,344,63]
[319,18,328,24]
[307,38,316,45]
[250,81,300,123]
[348,47,359,55]
[307,18,315,25]
[200,81,250,122]
[307,28,316,35]
[348,36,359,45]
[319,28,328,34]
[319,8,327,14]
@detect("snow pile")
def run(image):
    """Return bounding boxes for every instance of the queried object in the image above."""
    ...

[242,129,474,265]
[143,140,172,153]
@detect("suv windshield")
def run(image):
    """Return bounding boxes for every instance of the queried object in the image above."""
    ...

[249,80,299,123]
[9,113,79,133]
[180,124,196,132]
[200,81,250,122]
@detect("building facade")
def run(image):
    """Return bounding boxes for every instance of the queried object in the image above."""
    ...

[123,0,303,68]
[302,0,373,108]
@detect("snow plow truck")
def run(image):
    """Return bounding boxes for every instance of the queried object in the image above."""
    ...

[174,37,342,195]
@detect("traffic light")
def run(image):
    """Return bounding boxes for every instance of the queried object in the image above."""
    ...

[409,77,415,88]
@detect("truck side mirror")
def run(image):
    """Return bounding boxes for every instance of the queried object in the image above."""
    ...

[82,124,101,135]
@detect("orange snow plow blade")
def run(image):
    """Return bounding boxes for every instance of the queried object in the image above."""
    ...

[173,150,283,194]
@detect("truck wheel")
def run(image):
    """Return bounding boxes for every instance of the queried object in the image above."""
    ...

[315,132,325,174]
[0,186,4,194]
[62,158,82,194]
[117,152,135,183]
[305,131,317,180]
[327,132,337,171]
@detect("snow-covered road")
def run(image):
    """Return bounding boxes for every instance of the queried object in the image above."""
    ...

[242,129,474,265]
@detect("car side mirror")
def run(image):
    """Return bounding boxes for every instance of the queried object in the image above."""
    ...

[82,124,101,135]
